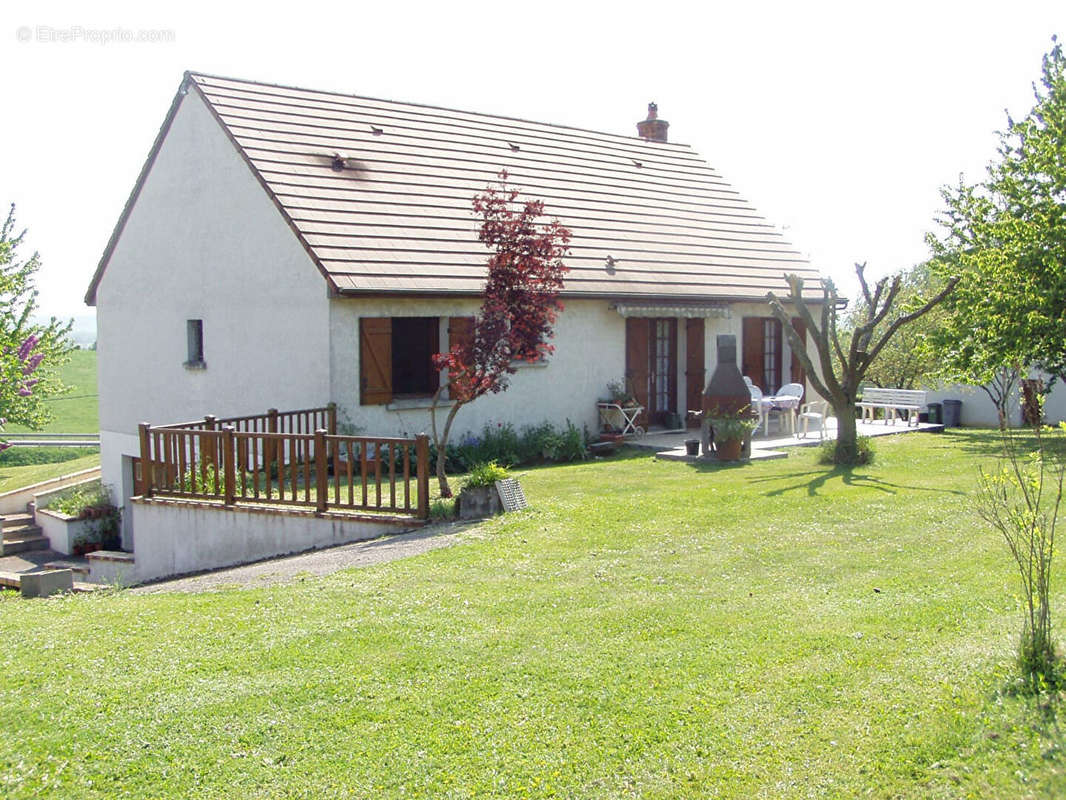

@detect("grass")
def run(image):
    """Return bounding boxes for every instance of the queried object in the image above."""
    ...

[5,348,98,433]
[1,429,1065,797]
[0,453,100,494]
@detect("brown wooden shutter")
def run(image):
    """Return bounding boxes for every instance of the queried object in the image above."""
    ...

[790,317,807,387]
[741,317,764,391]
[447,316,475,353]
[685,318,705,428]
[625,318,650,426]
[360,317,392,405]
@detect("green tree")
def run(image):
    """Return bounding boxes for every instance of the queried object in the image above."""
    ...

[0,205,73,437]
[930,39,1066,417]
[767,263,956,465]
[851,262,947,390]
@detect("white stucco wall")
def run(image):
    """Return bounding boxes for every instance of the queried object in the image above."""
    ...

[329,296,626,439]
[94,88,331,514]
[924,374,1066,428]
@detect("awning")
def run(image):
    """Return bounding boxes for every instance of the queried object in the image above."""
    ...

[611,302,732,319]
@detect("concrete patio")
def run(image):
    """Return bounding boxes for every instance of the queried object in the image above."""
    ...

[631,416,946,462]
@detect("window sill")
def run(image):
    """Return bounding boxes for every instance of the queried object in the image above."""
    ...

[512,359,549,370]
[386,397,454,412]
[183,360,207,371]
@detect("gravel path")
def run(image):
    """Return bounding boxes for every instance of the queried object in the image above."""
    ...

[131,521,475,594]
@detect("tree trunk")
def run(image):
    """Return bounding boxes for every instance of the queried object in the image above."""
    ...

[433,401,463,499]
[832,399,859,464]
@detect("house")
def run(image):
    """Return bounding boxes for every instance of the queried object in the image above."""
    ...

[86,72,822,545]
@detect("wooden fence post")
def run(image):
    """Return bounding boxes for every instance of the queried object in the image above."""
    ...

[265,408,278,481]
[204,414,218,473]
[315,428,328,513]
[416,433,430,520]
[222,425,236,506]
[138,422,153,498]
[327,402,337,435]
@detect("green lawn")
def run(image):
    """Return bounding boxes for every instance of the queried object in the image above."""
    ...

[0,452,100,494]
[1,430,1064,798]
[6,348,98,433]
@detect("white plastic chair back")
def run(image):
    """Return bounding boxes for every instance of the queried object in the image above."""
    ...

[778,383,804,400]
[749,385,763,402]
[743,376,754,388]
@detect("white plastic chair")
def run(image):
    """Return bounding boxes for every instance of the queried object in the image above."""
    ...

[748,384,768,434]
[771,383,805,435]
[797,400,829,440]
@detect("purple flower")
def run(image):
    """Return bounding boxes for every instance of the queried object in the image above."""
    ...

[22,353,44,375]
[17,335,38,362]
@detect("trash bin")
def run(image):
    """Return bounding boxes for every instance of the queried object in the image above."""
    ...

[927,402,942,425]
[942,399,962,427]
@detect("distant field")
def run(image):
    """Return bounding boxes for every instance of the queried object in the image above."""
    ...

[6,349,98,434]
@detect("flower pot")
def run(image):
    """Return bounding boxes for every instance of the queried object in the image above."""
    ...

[715,437,743,461]
[684,438,700,456]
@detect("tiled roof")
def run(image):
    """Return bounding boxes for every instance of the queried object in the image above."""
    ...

[89,72,823,304]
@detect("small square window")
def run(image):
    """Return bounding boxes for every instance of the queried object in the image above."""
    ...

[185,319,205,367]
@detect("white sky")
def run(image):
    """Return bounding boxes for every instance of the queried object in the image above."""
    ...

[2,0,1064,324]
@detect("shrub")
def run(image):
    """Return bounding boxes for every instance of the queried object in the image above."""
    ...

[429,497,457,521]
[977,424,1066,692]
[465,461,510,488]
[45,481,108,516]
[818,435,874,465]
[431,420,588,473]
[0,446,97,467]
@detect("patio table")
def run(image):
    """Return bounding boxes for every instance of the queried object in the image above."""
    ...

[757,395,800,436]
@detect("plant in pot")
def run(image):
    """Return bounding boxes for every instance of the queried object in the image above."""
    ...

[458,461,510,520]
[709,412,758,461]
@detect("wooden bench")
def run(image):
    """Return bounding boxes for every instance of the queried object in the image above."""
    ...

[856,388,926,427]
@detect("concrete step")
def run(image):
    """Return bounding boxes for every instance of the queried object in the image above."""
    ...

[43,559,91,579]
[3,512,35,527]
[1,532,50,555]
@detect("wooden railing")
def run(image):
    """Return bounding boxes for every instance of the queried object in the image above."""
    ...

[137,405,429,519]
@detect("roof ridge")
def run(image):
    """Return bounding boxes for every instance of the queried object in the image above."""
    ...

[186,70,695,151]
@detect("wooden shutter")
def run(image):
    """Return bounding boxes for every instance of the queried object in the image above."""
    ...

[685,318,705,428]
[741,317,765,391]
[360,317,392,405]
[790,317,807,387]
[625,317,650,426]
[448,316,475,353]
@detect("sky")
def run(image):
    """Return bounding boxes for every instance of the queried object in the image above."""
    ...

[2,0,1064,331]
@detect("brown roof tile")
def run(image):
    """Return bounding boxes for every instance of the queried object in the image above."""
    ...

[87,72,822,304]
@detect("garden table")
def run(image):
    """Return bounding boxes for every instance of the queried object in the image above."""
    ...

[596,402,645,437]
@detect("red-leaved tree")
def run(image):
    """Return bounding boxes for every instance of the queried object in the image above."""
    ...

[430,172,571,497]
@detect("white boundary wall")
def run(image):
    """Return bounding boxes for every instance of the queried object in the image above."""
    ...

[131,499,418,583]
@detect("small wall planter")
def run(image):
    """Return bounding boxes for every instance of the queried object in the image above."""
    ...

[684,438,700,456]
[458,485,503,520]
[36,508,95,556]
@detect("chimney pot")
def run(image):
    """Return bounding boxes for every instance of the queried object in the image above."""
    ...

[636,102,669,143]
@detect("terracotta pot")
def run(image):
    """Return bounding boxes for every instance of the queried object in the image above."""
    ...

[715,437,743,461]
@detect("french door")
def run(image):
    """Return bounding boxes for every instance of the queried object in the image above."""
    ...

[625,317,677,427]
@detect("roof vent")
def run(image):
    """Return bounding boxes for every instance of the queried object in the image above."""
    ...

[636,102,669,143]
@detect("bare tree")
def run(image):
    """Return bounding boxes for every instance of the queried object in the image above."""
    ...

[767,263,957,464]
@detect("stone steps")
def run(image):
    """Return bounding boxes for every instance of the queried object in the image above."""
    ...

[1,510,49,555]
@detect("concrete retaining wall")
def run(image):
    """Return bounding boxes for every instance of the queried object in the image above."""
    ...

[130,499,419,582]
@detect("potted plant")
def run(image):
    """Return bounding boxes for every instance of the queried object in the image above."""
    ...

[457,461,510,520]
[709,414,758,461]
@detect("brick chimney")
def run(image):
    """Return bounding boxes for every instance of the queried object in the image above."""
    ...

[636,102,669,143]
